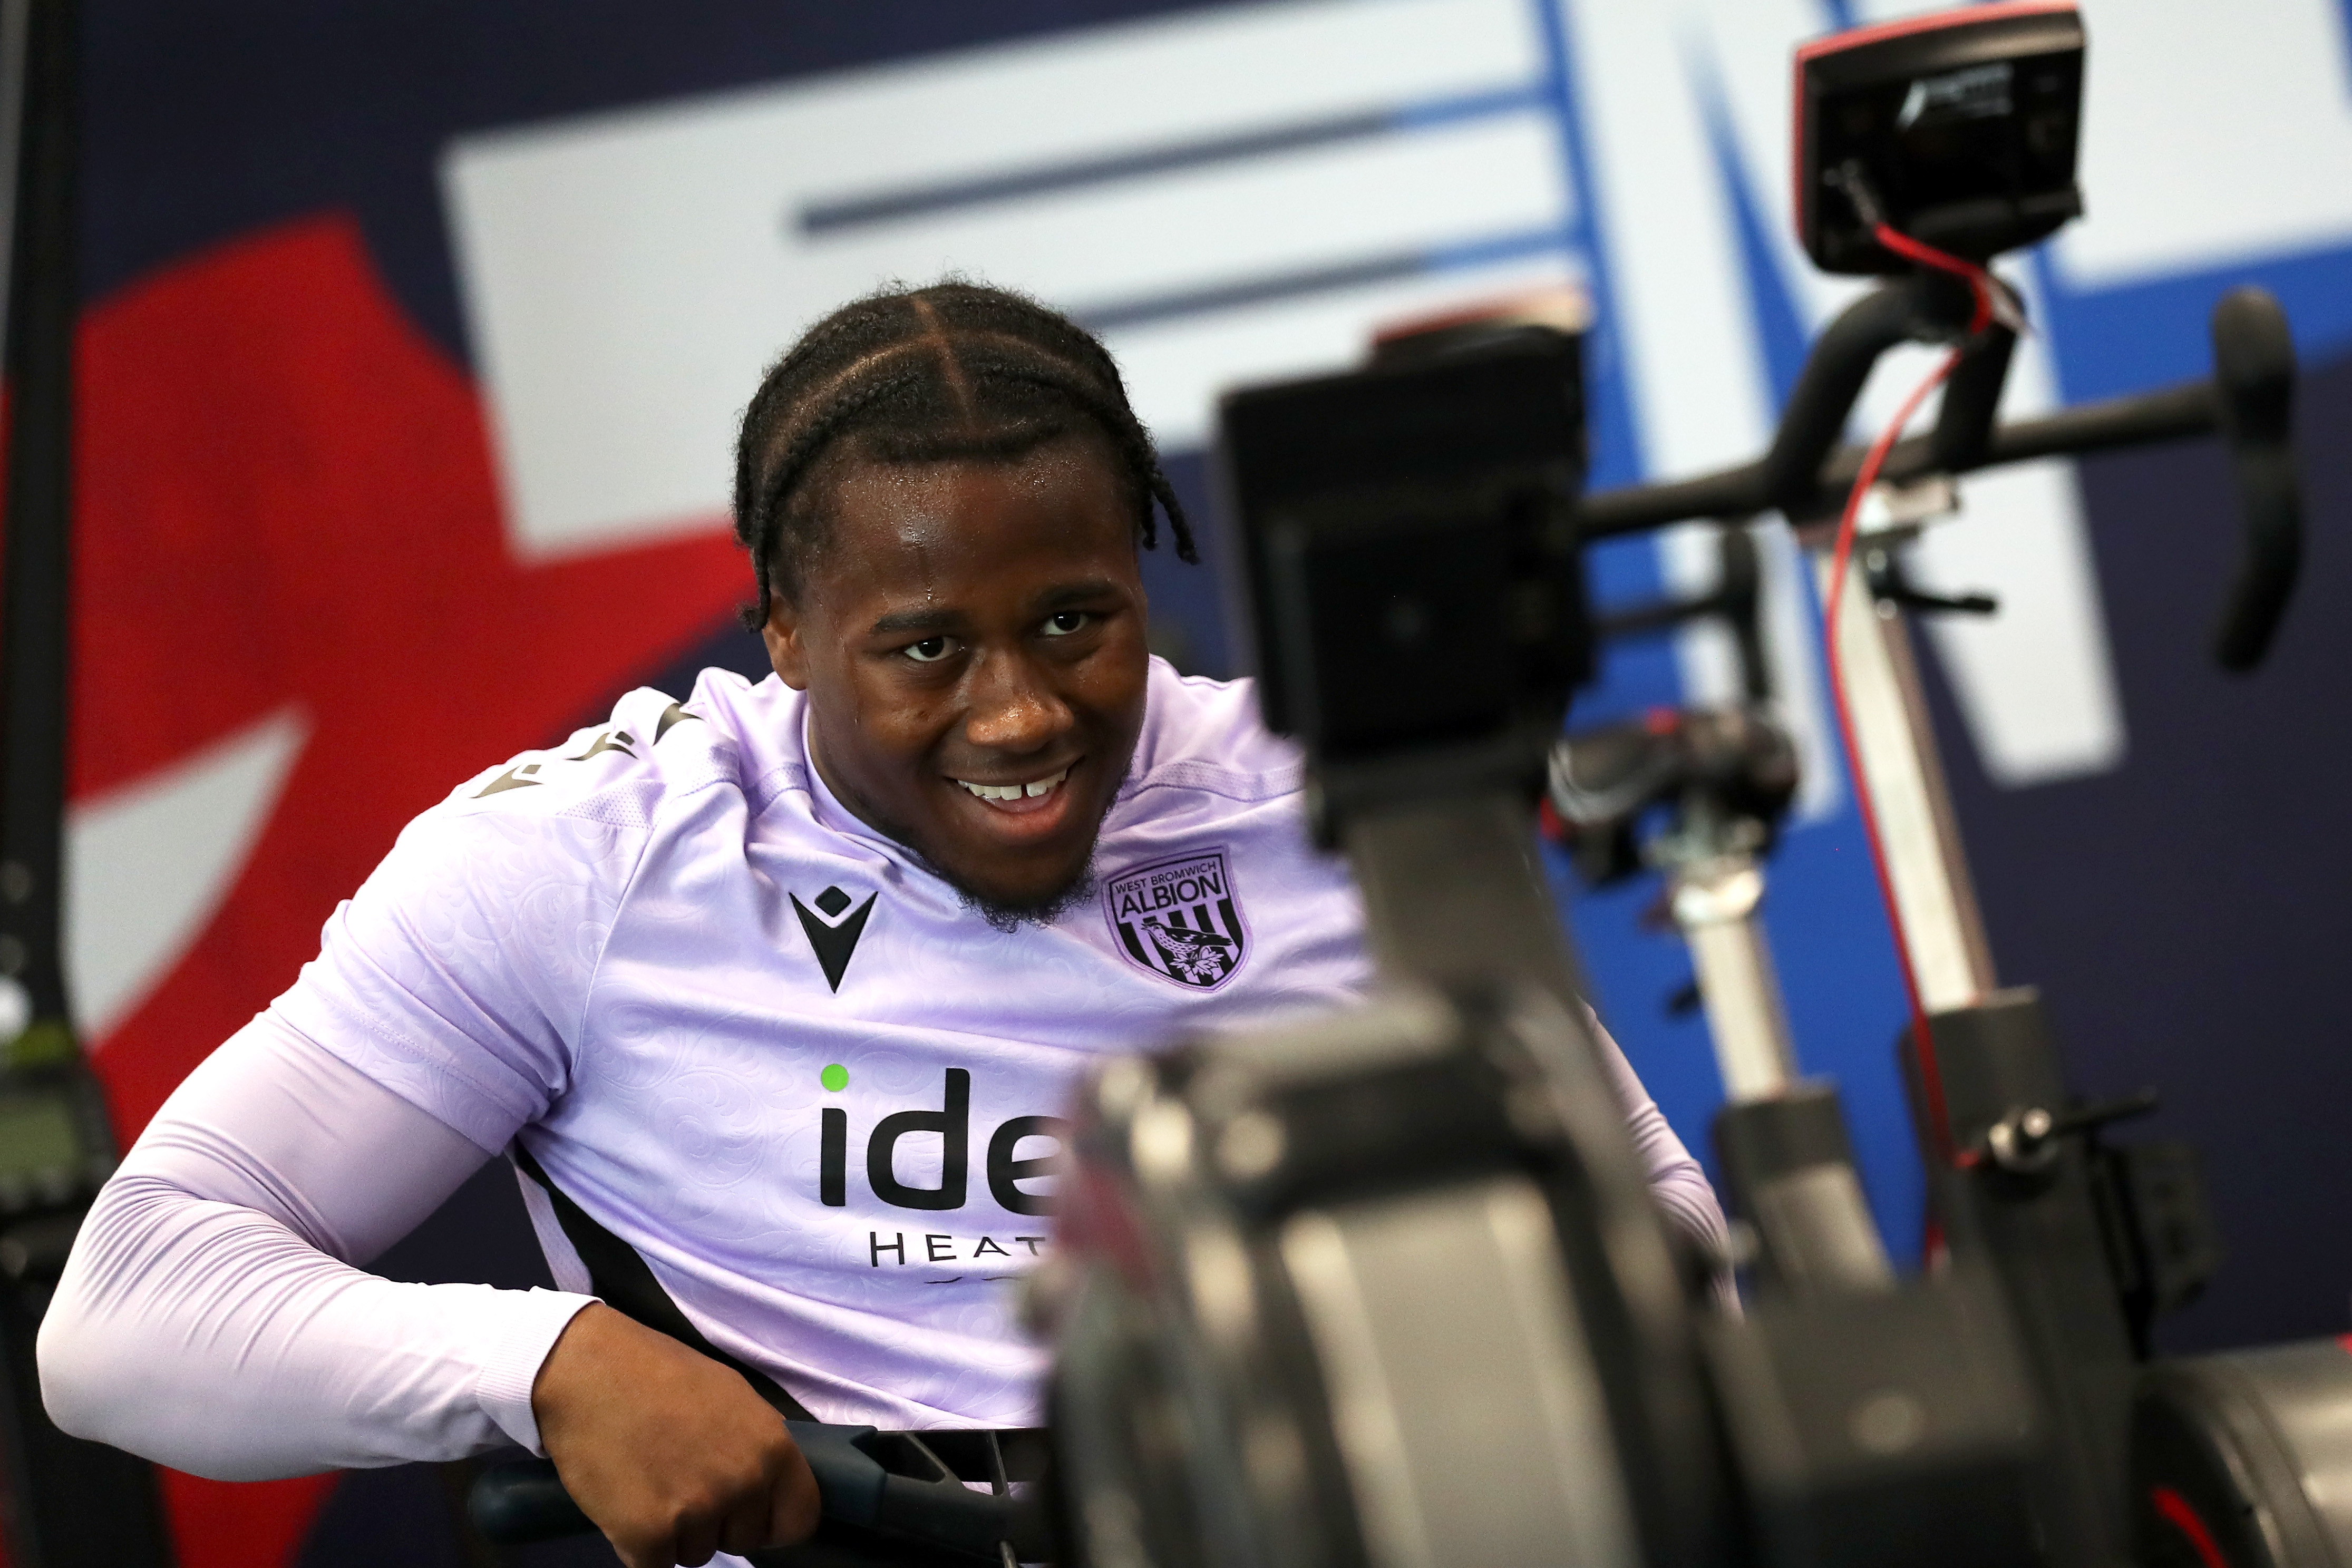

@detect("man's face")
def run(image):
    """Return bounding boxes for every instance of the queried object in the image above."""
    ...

[763,439,1151,919]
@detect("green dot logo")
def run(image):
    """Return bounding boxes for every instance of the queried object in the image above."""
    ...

[821,1064,849,1094]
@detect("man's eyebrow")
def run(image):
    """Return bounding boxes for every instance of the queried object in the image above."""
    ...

[867,607,962,637]
[866,580,1124,636]
[1034,578,1125,610]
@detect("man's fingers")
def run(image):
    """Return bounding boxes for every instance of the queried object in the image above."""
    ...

[534,1311,813,1565]
[719,1476,783,1557]
[672,1511,723,1568]
[613,1532,676,1568]
[768,1443,823,1545]
[728,1439,820,1553]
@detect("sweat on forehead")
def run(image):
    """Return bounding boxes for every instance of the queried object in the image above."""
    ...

[730,282,1196,626]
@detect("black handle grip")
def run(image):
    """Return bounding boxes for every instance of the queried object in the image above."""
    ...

[466,1455,589,1543]
[466,1423,1038,1562]
[2208,286,2302,671]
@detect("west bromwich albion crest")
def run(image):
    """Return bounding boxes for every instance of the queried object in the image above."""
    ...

[1104,849,1249,990]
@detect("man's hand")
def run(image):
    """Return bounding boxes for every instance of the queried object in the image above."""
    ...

[532,1303,822,1568]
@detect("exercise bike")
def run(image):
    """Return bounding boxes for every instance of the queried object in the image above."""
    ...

[1553,7,2334,1568]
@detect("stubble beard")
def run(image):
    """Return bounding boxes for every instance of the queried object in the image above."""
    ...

[809,727,1124,934]
[848,778,1114,934]
[954,861,1100,935]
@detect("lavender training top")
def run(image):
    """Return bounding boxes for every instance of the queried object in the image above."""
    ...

[41,660,1726,1480]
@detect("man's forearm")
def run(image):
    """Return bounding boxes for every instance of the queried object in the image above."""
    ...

[36,1015,594,1477]
[41,1172,589,1476]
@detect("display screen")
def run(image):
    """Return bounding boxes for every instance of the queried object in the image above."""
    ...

[1797,4,2087,274]
[0,1092,81,1180]
[1825,51,2081,244]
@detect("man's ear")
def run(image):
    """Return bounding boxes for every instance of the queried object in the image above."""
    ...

[763,598,812,691]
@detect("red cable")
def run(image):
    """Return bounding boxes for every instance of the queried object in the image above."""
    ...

[1874,226,1996,334]
[2147,1487,2231,1568]
[1819,222,1997,1170]
[1823,346,1961,1164]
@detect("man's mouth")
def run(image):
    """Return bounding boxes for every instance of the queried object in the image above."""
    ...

[951,762,1073,815]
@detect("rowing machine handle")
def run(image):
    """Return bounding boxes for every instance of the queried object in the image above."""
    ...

[2209,286,2302,671]
[466,1421,1039,1563]
[466,1454,587,1542]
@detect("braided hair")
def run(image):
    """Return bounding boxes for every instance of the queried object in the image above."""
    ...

[732,281,1196,630]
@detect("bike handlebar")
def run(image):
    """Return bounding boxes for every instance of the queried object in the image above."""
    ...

[466,1421,1049,1565]
[1577,283,2304,672]
[2208,287,2300,670]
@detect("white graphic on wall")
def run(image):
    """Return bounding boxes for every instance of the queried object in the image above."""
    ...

[65,706,309,1040]
[443,0,1575,561]
[2055,0,2352,287]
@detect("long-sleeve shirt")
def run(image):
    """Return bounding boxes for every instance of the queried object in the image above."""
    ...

[41,660,1728,1478]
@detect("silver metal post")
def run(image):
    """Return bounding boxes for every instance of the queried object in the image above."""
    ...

[1664,837,1896,1292]
[1668,854,1799,1103]
[1813,540,1997,1012]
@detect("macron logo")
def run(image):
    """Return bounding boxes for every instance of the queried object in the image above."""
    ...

[791,884,876,991]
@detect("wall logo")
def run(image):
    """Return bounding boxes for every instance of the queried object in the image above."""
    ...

[1103,849,1247,990]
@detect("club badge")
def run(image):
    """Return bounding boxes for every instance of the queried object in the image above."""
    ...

[1103,849,1248,990]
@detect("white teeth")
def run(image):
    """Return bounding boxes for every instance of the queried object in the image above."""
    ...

[957,765,1070,802]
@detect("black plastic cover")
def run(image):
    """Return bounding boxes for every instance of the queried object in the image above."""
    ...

[1795,0,2085,272]
[1705,1270,2045,1568]
[1900,989,2143,1568]
[1215,328,1588,770]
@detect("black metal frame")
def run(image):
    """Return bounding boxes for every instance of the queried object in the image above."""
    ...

[0,2,174,1562]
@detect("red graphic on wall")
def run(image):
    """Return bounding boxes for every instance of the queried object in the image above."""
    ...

[53,212,750,1567]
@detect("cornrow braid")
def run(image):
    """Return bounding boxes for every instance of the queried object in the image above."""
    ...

[732,280,1196,630]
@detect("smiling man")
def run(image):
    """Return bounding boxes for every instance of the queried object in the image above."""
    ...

[763,450,1150,931]
[40,284,1726,1568]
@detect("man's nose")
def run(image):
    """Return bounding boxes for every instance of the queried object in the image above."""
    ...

[963,649,1074,752]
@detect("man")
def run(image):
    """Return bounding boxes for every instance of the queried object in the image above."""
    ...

[41,284,1725,1568]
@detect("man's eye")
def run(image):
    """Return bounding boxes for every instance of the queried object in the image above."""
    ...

[903,636,953,663]
[1042,611,1091,637]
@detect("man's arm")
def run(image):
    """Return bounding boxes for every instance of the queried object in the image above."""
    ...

[1586,1009,1738,1303]
[37,1012,590,1474]
[38,1014,820,1567]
